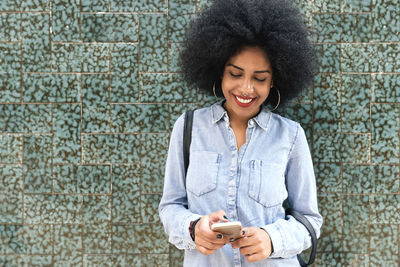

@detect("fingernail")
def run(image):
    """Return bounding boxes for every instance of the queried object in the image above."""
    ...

[223,215,228,219]
[242,230,246,235]
[216,234,222,239]
[229,238,234,242]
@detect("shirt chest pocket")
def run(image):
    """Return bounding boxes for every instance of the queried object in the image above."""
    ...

[186,151,221,197]
[248,160,286,207]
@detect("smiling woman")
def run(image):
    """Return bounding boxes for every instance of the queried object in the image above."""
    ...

[158,0,322,266]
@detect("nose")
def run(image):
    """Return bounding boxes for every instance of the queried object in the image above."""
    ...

[240,78,254,95]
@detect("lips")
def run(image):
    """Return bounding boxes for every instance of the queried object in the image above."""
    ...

[233,94,256,107]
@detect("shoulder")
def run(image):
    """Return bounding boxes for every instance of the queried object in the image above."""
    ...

[270,113,301,134]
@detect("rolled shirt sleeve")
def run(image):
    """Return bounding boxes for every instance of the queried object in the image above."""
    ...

[263,124,322,258]
[158,114,202,250]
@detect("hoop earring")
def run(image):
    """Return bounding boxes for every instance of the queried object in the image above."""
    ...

[270,87,280,111]
[213,82,220,99]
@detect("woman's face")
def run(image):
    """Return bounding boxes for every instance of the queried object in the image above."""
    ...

[221,46,273,121]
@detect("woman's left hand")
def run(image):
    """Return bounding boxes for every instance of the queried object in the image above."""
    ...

[231,227,273,263]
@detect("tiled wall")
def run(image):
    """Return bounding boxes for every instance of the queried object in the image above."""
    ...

[0,0,399,266]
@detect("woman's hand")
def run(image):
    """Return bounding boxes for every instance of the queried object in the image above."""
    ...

[231,227,273,262]
[194,210,230,255]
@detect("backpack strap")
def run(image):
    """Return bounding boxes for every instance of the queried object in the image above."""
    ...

[183,110,194,176]
[284,199,318,267]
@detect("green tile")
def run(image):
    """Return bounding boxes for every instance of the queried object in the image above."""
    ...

[0,255,52,266]
[110,44,139,103]
[313,133,369,163]
[170,244,184,266]
[314,253,369,267]
[23,74,80,103]
[313,74,341,132]
[314,44,340,73]
[82,74,111,133]
[0,193,23,223]
[169,103,197,131]
[139,14,168,72]
[21,13,50,72]
[52,0,80,42]
[53,104,81,163]
[0,165,22,193]
[140,73,196,103]
[140,134,169,193]
[82,134,139,164]
[23,135,52,193]
[0,0,21,11]
[169,43,182,72]
[112,165,141,223]
[54,165,111,194]
[52,44,109,73]
[83,223,112,254]
[83,254,169,267]
[313,0,340,12]
[371,8,400,42]
[0,135,22,163]
[343,164,399,194]
[54,225,82,266]
[293,0,313,26]
[372,74,400,103]
[81,0,109,11]
[169,0,196,16]
[0,224,52,254]
[341,44,370,73]
[142,194,162,223]
[0,73,20,102]
[371,104,399,163]
[341,14,371,43]
[0,43,20,75]
[370,224,399,266]
[110,0,167,11]
[197,89,217,108]
[370,195,400,224]
[370,44,400,73]
[112,104,169,133]
[312,14,341,43]
[0,13,20,42]
[318,195,342,252]
[112,224,168,253]
[168,14,196,43]
[342,195,369,253]
[314,163,341,194]
[24,194,83,224]
[81,14,138,42]
[83,195,111,224]
[22,0,50,11]
[341,0,371,12]
[0,104,51,133]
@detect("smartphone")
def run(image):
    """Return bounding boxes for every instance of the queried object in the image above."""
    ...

[211,221,242,240]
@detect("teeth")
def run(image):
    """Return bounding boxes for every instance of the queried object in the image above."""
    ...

[235,96,253,104]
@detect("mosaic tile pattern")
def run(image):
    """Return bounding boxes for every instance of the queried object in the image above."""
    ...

[0,0,399,266]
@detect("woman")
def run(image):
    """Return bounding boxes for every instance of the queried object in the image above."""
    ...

[159,0,322,266]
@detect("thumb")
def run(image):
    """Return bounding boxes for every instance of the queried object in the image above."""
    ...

[209,210,228,223]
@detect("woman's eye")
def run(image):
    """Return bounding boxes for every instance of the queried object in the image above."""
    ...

[229,72,241,77]
[254,77,266,82]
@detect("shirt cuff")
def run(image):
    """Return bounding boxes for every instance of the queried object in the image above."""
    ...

[262,223,285,258]
[182,214,202,249]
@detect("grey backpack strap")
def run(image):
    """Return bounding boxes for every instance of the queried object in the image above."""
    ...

[183,110,194,176]
[284,199,318,266]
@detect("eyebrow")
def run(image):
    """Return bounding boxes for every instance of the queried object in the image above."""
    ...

[227,63,272,74]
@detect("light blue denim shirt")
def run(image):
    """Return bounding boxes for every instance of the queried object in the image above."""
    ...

[159,101,322,267]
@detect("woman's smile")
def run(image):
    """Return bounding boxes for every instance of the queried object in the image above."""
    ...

[233,94,256,107]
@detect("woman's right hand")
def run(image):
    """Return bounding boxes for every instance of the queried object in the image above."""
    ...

[195,210,230,255]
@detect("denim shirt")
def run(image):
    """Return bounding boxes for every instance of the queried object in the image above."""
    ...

[159,102,322,267]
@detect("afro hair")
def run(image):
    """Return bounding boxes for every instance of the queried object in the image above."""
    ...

[180,0,317,107]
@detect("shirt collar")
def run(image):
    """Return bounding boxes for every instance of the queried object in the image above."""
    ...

[211,101,272,131]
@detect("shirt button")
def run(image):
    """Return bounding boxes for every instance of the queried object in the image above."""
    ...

[248,120,254,127]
